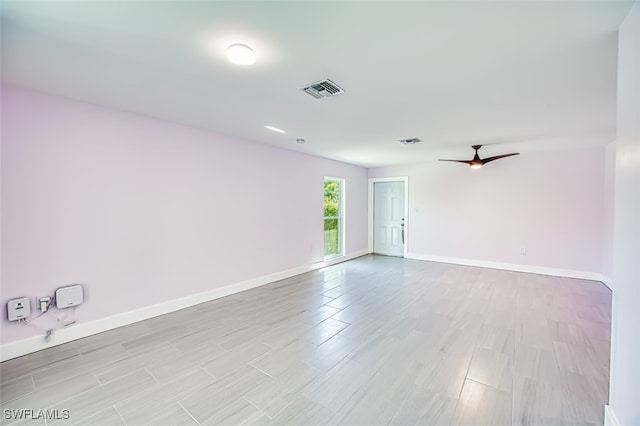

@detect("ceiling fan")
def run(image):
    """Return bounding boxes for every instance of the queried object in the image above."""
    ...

[439,145,519,169]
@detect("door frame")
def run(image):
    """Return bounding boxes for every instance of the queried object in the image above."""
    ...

[368,176,409,257]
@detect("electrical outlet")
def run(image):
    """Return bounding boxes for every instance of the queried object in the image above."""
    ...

[8,297,32,321]
[520,247,527,255]
[38,296,51,312]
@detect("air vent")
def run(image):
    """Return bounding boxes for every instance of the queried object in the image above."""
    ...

[399,138,422,145]
[301,79,345,99]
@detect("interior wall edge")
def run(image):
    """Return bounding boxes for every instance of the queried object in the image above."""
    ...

[0,249,369,362]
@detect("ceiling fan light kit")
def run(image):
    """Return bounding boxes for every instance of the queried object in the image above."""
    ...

[439,145,519,169]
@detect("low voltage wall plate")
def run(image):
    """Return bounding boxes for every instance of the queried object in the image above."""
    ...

[56,285,84,308]
[7,297,31,321]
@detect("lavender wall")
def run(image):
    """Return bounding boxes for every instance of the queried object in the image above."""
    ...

[369,147,606,275]
[602,142,616,282]
[0,85,368,345]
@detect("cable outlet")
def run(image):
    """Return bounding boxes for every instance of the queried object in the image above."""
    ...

[38,296,51,312]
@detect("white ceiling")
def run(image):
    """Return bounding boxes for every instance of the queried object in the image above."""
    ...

[1,1,633,167]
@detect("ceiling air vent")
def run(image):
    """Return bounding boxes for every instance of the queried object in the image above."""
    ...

[399,138,422,145]
[301,79,345,99]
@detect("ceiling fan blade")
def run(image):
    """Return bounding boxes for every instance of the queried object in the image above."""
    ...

[438,159,474,165]
[481,153,520,164]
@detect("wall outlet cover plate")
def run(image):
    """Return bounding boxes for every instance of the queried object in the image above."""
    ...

[8,297,32,321]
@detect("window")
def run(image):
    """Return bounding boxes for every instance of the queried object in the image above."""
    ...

[324,177,344,258]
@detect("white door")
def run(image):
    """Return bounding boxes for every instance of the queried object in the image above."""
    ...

[373,181,405,257]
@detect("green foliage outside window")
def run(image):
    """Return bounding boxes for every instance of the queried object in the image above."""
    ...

[324,180,341,255]
[324,180,340,218]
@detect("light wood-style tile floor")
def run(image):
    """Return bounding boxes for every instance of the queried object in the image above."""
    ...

[0,255,612,425]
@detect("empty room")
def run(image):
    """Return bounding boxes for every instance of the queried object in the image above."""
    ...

[1,1,638,425]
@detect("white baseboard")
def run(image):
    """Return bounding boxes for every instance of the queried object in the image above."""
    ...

[604,405,620,426]
[600,275,614,291]
[405,252,605,282]
[0,249,368,362]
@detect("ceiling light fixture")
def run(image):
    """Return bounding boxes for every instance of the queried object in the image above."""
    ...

[265,125,286,134]
[226,43,256,65]
[296,138,306,144]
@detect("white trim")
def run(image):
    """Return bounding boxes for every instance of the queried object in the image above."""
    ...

[368,177,409,257]
[604,405,620,426]
[0,249,368,362]
[406,252,606,282]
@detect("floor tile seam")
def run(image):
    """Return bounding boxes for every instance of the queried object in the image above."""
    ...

[0,358,75,385]
[181,322,203,333]
[458,346,515,399]
[96,348,174,384]
[2,371,106,412]
[14,374,100,412]
[241,395,273,420]
[247,362,274,378]
[385,399,406,426]
[30,374,36,398]
[24,350,97,382]
[112,404,128,426]
[365,376,412,426]
[463,376,512,395]
[304,390,349,424]
[54,368,154,411]
[260,340,276,350]
[165,338,193,353]
[95,370,109,386]
[174,383,211,414]
[143,367,160,384]
[177,401,201,425]
[348,356,391,396]
[0,377,38,405]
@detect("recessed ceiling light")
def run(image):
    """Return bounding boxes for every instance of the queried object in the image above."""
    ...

[265,125,286,134]
[296,138,306,144]
[226,43,256,65]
